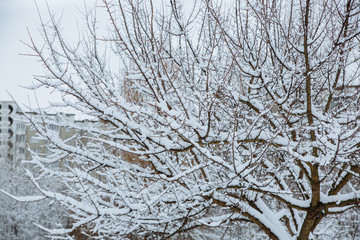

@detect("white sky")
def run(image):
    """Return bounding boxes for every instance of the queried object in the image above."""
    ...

[0,0,83,108]
[0,0,201,110]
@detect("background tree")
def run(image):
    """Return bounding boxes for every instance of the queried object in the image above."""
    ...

[18,0,360,239]
[0,157,68,239]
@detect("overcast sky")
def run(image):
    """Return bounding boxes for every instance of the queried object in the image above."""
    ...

[0,0,83,108]
[0,0,197,110]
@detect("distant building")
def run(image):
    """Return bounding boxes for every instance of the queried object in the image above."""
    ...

[0,101,89,164]
[0,101,27,163]
[23,112,79,160]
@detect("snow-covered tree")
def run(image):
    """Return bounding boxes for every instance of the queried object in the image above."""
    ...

[20,0,360,239]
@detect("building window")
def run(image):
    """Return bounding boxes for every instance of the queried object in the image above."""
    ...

[32,148,42,154]
[16,135,25,142]
[19,147,25,154]
[8,105,13,114]
[31,137,41,143]
[48,124,60,131]
[8,129,13,137]
[8,117,13,126]
[16,123,25,130]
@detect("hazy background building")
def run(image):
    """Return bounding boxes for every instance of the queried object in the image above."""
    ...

[0,101,88,165]
[0,101,27,164]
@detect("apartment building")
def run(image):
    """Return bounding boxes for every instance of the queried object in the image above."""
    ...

[0,101,27,163]
[0,101,85,164]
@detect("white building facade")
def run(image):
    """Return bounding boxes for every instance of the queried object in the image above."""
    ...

[0,101,27,162]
